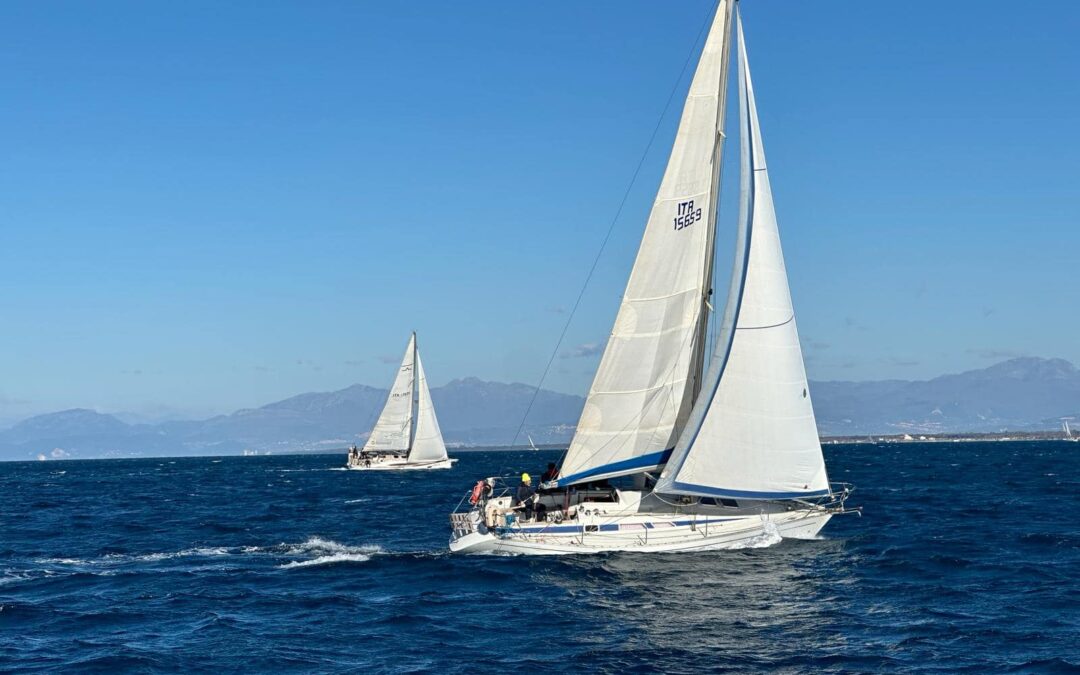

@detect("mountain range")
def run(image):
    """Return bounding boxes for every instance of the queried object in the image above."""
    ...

[3,357,1079,461]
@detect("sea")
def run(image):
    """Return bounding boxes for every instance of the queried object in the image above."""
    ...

[1,442,1077,673]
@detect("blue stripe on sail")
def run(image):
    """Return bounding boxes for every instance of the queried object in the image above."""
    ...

[555,448,674,487]
[671,481,831,500]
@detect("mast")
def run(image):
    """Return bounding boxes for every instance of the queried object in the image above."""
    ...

[409,338,450,462]
[692,0,737,405]
[408,330,418,456]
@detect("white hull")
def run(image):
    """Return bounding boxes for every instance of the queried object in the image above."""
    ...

[347,456,456,471]
[449,489,835,555]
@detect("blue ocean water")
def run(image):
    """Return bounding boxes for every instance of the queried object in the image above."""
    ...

[1,442,1077,673]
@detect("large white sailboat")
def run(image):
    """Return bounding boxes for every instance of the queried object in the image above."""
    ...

[347,333,455,470]
[449,2,853,554]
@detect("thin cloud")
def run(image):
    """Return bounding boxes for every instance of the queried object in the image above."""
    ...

[844,317,868,331]
[561,343,603,359]
[883,357,920,368]
[966,348,1025,360]
[344,360,364,367]
[546,305,568,315]
[377,355,400,364]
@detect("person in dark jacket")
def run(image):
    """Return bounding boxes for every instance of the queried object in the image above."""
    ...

[514,473,537,521]
[541,463,559,483]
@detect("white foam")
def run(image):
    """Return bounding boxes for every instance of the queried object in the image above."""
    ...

[276,537,382,568]
[31,537,383,572]
[344,498,367,504]
[281,536,381,557]
[278,552,373,569]
[739,521,783,549]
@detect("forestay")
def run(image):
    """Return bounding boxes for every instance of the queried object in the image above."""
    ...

[362,334,416,453]
[557,0,735,487]
[408,350,448,462]
[656,13,829,499]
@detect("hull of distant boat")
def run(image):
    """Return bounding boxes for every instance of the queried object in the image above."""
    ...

[448,507,830,555]
[347,457,456,471]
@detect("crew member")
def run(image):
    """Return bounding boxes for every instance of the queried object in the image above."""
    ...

[514,473,537,521]
[541,462,559,483]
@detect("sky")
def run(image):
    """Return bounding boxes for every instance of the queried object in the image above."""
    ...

[1,0,1078,425]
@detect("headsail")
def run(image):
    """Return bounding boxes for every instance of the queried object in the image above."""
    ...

[408,347,448,462]
[656,12,829,499]
[362,334,416,453]
[556,0,735,487]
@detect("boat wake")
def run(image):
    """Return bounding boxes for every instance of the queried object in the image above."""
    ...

[28,537,384,572]
[277,537,384,569]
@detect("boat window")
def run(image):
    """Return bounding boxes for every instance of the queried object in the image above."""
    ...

[700,497,739,507]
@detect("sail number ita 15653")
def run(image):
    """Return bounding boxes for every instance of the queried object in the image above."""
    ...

[674,199,702,231]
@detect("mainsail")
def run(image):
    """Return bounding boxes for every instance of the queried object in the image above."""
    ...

[408,348,448,462]
[655,12,830,499]
[556,0,735,487]
[362,334,416,453]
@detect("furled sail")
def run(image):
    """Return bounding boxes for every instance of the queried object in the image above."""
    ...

[362,334,416,453]
[655,12,830,499]
[408,348,448,462]
[555,0,736,487]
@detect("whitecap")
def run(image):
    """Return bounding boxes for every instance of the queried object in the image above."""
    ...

[280,536,382,557]
[278,552,374,569]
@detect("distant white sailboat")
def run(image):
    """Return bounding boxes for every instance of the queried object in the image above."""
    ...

[449,2,853,554]
[347,333,456,470]
[1063,419,1077,442]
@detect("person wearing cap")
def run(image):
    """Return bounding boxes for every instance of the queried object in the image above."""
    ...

[514,472,538,522]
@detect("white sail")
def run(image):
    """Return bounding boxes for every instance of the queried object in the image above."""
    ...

[408,349,448,462]
[362,334,416,453]
[656,13,829,499]
[556,0,735,486]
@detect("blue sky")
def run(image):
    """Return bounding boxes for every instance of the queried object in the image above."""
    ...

[1,0,1078,424]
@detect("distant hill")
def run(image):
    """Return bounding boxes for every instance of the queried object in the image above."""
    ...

[812,357,1080,435]
[0,378,583,461]
[3,357,1080,460]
